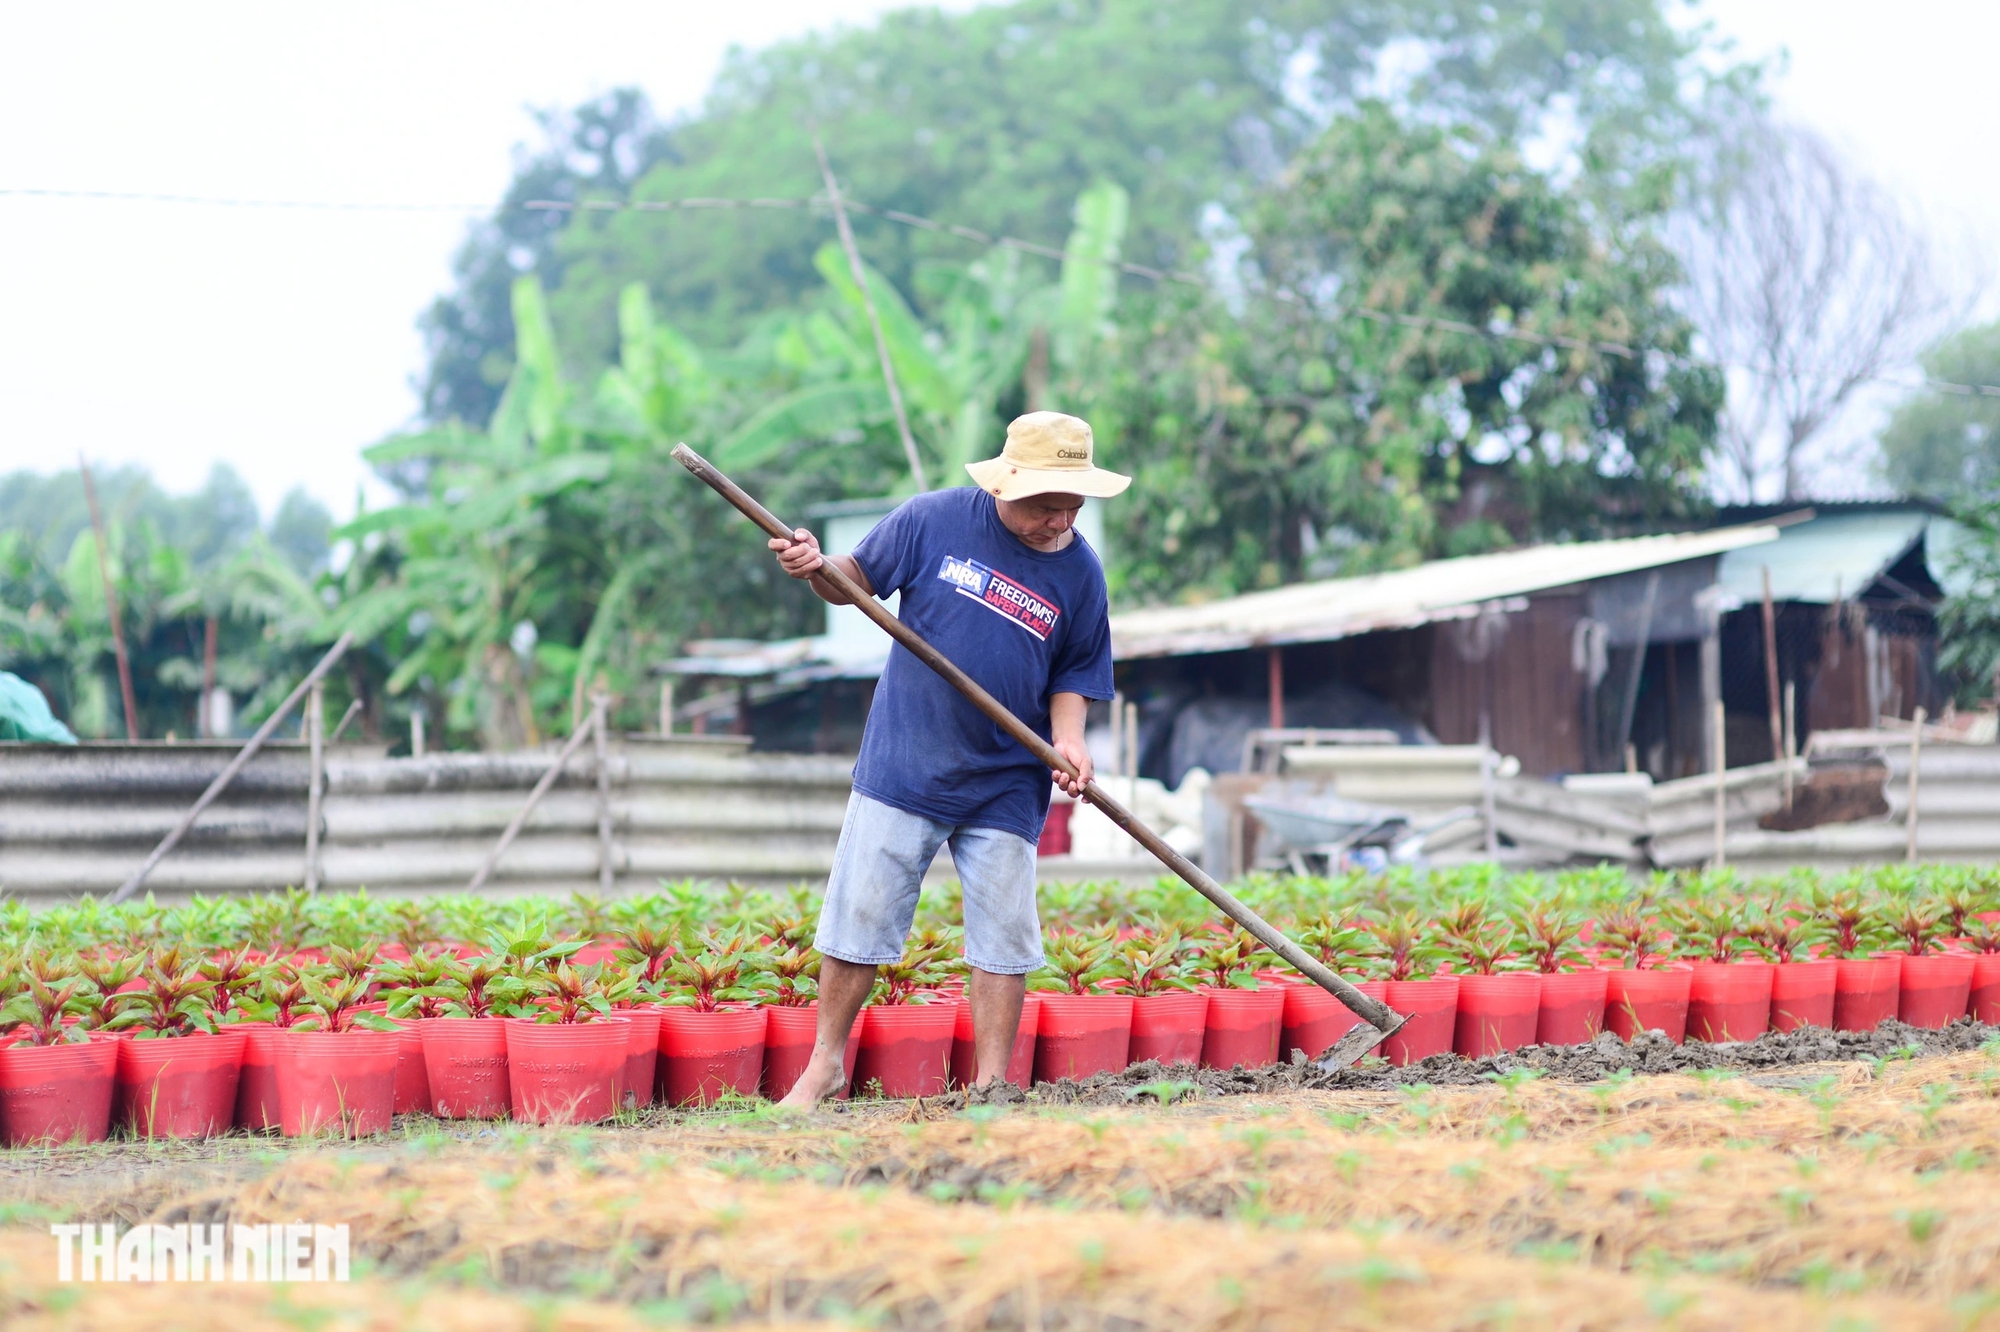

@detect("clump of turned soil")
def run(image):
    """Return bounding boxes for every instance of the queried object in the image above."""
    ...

[1007,1017,1997,1106]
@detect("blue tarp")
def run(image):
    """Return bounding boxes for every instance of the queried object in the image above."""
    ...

[0,671,78,743]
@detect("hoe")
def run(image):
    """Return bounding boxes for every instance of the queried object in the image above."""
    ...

[675,443,1407,1069]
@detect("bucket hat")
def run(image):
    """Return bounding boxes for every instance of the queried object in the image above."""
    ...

[964,411,1131,500]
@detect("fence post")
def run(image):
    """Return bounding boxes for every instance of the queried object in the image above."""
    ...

[1906,706,1927,864]
[304,682,325,894]
[1711,700,1727,871]
[1479,714,1499,858]
[1782,681,1797,810]
[592,693,615,894]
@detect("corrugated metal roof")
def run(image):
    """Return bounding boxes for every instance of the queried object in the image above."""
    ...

[1715,511,1929,605]
[663,635,887,681]
[1110,524,1779,659]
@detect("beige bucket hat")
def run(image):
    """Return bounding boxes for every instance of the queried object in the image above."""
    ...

[964,411,1131,501]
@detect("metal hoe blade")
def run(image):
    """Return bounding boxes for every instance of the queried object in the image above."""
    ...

[1315,1012,1413,1072]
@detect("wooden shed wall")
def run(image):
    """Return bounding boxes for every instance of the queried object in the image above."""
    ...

[1426,593,1588,776]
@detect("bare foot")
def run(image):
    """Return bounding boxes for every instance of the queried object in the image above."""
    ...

[775,1055,847,1110]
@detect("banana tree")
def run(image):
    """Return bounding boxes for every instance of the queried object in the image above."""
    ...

[332,277,612,749]
[715,181,1132,484]
[335,275,758,748]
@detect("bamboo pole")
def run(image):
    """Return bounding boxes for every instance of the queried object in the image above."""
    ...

[304,681,325,894]
[465,710,601,894]
[1761,567,1783,772]
[1479,714,1499,858]
[592,692,615,894]
[672,442,1402,1046]
[200,614,219,737]
[112,632,354,903]
[1267,647,1285,730]
[1782,680,1797,810]
[1614,572,1659,766]
[1124,698,1141,850]
[1711,699,1727,871]
[1109,690,1125,777]
[328,697,363,744]
[1907,705,1926,864]
[812,131,928,492]
[79,457,141,740]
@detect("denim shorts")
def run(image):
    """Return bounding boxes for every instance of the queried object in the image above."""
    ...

[816,792,1045,975]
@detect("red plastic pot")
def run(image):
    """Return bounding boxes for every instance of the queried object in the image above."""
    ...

[116,1030,245,1139]
[391,1021,430,1115]
[1382,976,1460,1065]
[419,1018,511,1119]
[231,1021,286,1129]
[657,1008,766,1108]
[1603,967,1691,1042]
[1275,981,1366,1065]
[1453,973,1542,1057]
[617,1007,664,1108]
[1971,954,2000,1024]
[760,1003,864,1101]
[276,1029,400,1137]
[1535,970,1609,1046]
[1033,992,1135,1084]
[1899,953,1975,1028]
[0,1035,117,1147]
[1130,990,1209,1067]
[1770,960,1839,1031]
[949,994,1043,1088]
[1036,801,1073,855]
[506,1018,629,1124]
[854,1002,957,1097]
[1833,957,1902,1031]
[1687,961,1775,1043]
[1200,986,1285,1070]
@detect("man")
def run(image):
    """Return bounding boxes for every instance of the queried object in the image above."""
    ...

[768,411,1128,1105]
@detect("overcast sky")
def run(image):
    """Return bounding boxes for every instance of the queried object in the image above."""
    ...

[1,0,1995,521]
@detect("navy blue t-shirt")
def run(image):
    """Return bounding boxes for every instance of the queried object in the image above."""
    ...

[849,487,1114,842]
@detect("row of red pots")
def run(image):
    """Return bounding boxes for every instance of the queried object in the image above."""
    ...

[11,954,1993,1141]
[0,1015,643,1146]
[1428,951,2000,1057]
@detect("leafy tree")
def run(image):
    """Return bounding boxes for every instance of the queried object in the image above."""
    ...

[340,277,828,749]
[1880,321,2000,499]
[268,488,335,576]
[1937,498,2000,707]
[716,181,1130,486]
[1103,104,1722,601]
[418,90,671,426]
[422,0,1707,420]
[0,464,328,739]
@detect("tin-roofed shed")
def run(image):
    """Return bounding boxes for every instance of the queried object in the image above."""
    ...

[1709,502,1956,762]
[1109,524,1783,784]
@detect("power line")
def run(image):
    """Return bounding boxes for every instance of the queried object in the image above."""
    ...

[0,186,490,212]
[10,183,2000,399]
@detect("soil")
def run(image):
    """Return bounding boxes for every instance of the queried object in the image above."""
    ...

[984,1016,2000,1107]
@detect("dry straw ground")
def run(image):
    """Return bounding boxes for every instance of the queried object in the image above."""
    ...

[4,1046,2000,1329]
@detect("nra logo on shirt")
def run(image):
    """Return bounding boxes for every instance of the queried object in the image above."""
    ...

[936,555,1062,641]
